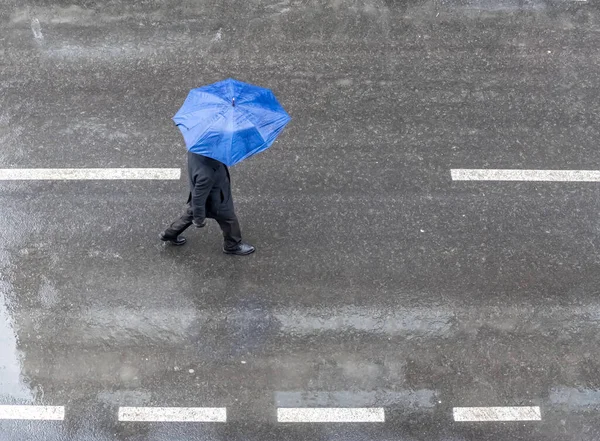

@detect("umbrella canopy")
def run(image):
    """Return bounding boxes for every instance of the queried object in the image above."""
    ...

[173,78,291,167]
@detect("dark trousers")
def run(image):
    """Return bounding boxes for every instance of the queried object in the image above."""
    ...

[163,205,242,250]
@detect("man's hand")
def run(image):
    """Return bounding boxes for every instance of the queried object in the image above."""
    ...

[193,219,207,228]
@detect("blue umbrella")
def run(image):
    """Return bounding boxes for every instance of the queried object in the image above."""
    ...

[173,78,291,167]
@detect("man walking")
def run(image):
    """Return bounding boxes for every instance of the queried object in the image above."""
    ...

[162,78,289,253]
[160,151,255,256]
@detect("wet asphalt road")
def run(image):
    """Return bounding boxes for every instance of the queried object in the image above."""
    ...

[2,0,600,439]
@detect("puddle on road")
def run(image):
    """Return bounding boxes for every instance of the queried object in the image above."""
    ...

[550,386,600,410]
[275,389,438,409]
[0,280,33,402]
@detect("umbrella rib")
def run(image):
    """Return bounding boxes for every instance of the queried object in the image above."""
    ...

[235,108,267,143]
[176,105,228,130]
[189,108,230,149]
[193,87,230,105]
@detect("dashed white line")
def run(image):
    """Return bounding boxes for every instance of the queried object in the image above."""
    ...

[30,18,44,42]
[0,405,65,420]
[277,407,385,423]
[453,406,541,422]
[0,168,181,180]
[118,407,227,422]
[451,169,600,182]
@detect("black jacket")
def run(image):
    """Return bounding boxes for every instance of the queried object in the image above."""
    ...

[186,151,235,223]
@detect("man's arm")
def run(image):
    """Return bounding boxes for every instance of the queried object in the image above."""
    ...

[191,170,214,225]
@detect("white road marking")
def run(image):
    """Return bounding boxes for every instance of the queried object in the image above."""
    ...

[30,18,44,41]
[451,169,600,182]
[453,406,541,422]
[277,407,385,423]
[0,405,64,420]
[0,168,181,180]
[118,407,227,422]
[212,28,223,41]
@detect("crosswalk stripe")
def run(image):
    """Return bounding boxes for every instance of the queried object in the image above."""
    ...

[451,169,600,182]
[0,168,181,180]
[453,406,541,422]
[277,407,385,423]
[0,405,65,420]
[118,407,227,422]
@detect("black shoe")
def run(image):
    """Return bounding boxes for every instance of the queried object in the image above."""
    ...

[223,242,255,255]
[159,232,187,246]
